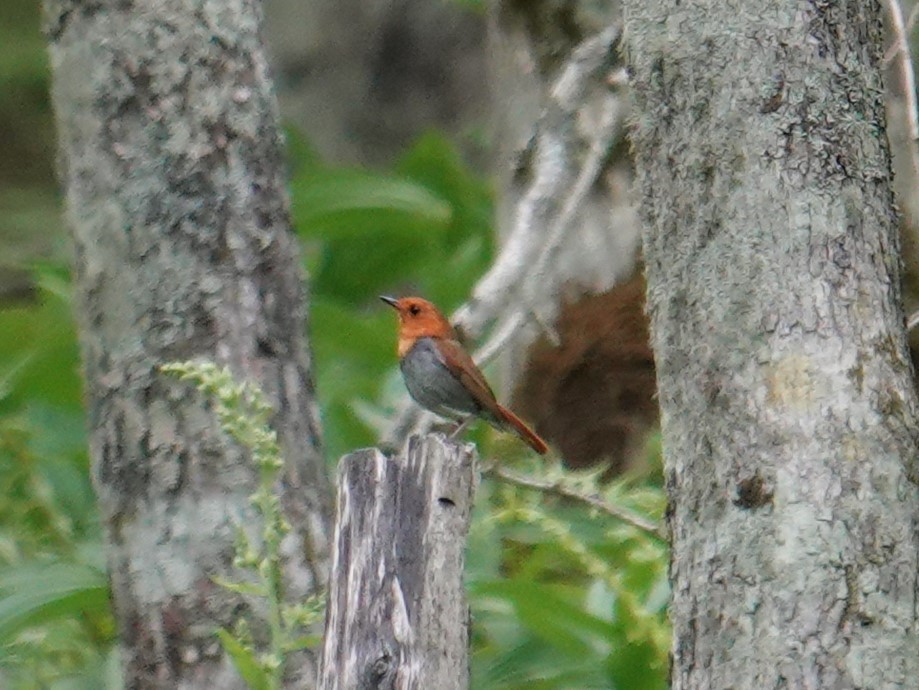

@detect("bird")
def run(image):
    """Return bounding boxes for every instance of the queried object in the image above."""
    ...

[381,295,548,454]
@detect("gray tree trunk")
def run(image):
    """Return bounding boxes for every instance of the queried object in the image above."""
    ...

[44,1,332,687]
[625,1,919,688]
[319,435,476,690]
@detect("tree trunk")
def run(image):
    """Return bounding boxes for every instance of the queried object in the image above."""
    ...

[625,1,919,688]
[44,1,332,687]
[319,435,476,690]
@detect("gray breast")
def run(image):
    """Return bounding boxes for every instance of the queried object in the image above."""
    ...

[400,338,480,420]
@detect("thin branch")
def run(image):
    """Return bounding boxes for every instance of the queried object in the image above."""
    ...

[481,462,667,542]
[472,311,528,367]
[883,0,919,179]
[529,305,562,347]
[522,93,622,309]
[452,134,568,338]
[453,24,624,340]
[907,309,919,332]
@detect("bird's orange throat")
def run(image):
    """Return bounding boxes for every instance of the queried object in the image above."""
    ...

[397,336,416,359]
[395,316,454,358]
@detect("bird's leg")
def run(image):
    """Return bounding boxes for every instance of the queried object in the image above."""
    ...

[449,416,474,439]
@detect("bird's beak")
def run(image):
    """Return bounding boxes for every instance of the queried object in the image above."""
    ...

[379,295,399,310]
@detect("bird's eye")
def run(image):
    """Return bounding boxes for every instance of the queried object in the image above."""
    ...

[408,305,421,316]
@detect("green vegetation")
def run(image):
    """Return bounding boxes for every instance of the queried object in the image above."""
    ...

[0,2,669,687]
[163,361,326,690]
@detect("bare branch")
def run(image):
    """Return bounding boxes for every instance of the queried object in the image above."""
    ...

[907,309,919,332]
[883,0,919,180]
[454,24,625,340]
[481,461,667,542]
[522,93,623,310]
[472,311,528,367]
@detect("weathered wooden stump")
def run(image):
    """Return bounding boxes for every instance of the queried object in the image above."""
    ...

[319,434,477,690]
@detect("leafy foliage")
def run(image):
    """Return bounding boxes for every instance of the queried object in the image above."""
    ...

[0,274,117,688]
[468,458,668,690]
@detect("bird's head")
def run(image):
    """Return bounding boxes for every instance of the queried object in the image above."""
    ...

[380,295,455,346]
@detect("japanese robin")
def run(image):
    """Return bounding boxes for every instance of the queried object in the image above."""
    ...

[381,295,548,454]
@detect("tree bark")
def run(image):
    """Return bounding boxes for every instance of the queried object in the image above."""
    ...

[625,1,919,688]
[319,435,476,690]
[44,1,332,687]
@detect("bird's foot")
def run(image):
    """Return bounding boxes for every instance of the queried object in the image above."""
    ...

[448,417,474,439]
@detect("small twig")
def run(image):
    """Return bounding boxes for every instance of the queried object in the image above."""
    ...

[529,306,562,347]
[472,311,528,368]
[906,309,919,332]
[481,462,667,542]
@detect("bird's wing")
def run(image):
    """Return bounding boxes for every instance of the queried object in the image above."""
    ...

[433,338,500,411]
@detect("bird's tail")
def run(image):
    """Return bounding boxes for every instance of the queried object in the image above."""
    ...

[495,404,549,455]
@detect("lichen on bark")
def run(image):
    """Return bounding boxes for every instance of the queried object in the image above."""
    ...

[624,0,919,688]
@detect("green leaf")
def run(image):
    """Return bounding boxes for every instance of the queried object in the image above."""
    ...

[473,579,615,659]
[216,628,270,690]
[417,235,492,309]
[0,353,32,403]
[281,125,323,177]
[312,234,435,301]
[291,170,452,240]
[0,291,82,413]
[212,576,267,597]
[281,635,321,653]
[365,132,495,306]
[0,562,110,642]
[310,297,395,457]
[44,646,124,690]
[290,163,461,300]
[396,132,493,247]
[473,636,609,689]
[465,485,504,580]
[607,634,668,690]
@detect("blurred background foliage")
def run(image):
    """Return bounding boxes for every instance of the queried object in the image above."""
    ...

[0,0,668,687]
